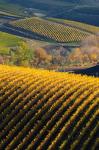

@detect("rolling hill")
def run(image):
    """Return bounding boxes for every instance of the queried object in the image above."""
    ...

[0,0,99,25]
[9,17,99,44]
[74,64,99,77]
[0,65,99,149]
[3,0,99,6]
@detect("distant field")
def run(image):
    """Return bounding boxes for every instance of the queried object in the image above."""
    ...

[0,11,17,17]
[11,17,93,44]
[1,0,99,25]
[0,31,22,55]
[0,0,25,17]
[49,18,99,34]
[74,6,99,15]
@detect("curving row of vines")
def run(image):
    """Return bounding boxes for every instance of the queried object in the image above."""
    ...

[11,17,92,43]
[0,65,99,150]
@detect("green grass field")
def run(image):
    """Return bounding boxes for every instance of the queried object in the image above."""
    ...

[0,31,23,55]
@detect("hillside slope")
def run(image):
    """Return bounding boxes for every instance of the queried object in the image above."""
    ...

[3,0,99,6]
[1,0,99,25]
[74,64,99,77]
[0,65,99,149]
[10,17,99,44]
[0,31,22,55]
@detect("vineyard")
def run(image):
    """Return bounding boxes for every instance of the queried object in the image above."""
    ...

[11,17,92,43]
[0,65,99,150]
[49,18,99,34]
